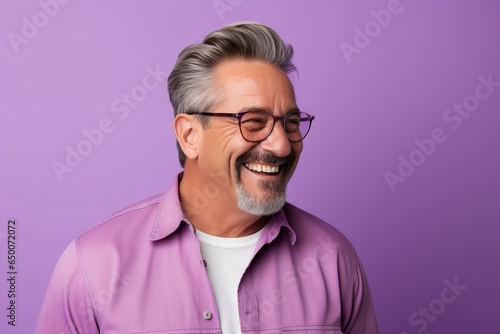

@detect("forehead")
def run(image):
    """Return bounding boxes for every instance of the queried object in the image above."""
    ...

[212,60,296,112]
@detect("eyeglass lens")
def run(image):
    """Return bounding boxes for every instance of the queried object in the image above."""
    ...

[239,111,312,142]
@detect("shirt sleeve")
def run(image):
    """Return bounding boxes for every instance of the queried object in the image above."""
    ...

[340,253,379,334]
[35,239,100,334]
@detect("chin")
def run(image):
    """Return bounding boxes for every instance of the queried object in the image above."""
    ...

[236,183,286,216]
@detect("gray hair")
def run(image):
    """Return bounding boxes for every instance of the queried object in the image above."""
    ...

[167,21,297,167]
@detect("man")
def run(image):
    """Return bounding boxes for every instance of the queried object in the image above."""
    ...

[37,22,379,333]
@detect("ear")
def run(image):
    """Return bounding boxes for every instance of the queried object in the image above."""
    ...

[173,114,201,161]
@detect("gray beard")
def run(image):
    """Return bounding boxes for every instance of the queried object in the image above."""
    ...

[235,179,287,216]
[234,149,295,216]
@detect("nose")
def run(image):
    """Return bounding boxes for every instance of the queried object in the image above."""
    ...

[260,120,292,157]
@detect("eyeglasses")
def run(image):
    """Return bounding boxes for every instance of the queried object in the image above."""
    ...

[186,110,315,143]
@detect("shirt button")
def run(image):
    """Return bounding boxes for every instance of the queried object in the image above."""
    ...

[203,311,212,320]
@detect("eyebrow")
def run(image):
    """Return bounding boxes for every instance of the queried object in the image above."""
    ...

[237,106,301,114]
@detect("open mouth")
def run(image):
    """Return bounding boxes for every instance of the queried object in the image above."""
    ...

[244,163,280,174]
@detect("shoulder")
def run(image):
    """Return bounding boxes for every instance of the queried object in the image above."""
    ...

[106,193,164,221]
[76,193,164,250]
[283,202,353,246]
[282,202,359,263]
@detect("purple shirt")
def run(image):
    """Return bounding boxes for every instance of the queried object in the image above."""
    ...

[36,175,379,333]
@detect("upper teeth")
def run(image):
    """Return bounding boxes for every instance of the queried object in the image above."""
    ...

[245,163,279,174]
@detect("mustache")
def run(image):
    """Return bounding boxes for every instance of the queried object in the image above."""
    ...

[236,149,295,170]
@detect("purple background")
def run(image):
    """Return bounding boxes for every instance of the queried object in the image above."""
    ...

[1,1,499,333]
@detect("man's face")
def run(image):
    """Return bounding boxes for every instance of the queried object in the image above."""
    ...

[195,60,303,216]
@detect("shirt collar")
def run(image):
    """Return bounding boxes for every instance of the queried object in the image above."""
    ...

[149,173,296,246]
[257,209,296,247]
[149,173,186,241]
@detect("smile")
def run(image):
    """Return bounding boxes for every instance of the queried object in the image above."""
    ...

[244,163,280,174]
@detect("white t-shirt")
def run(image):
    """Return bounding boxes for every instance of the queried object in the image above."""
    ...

[197,228,263,334]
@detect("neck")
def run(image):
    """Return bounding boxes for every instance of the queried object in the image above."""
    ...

[179,171,268,237]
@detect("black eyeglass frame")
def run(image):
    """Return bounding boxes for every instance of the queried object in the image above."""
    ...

[185,110,315,143]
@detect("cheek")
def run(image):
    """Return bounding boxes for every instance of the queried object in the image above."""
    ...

[231,143,256,169]
[201,129,233,157]
[206,137,253,172]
